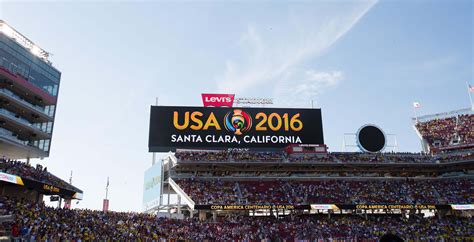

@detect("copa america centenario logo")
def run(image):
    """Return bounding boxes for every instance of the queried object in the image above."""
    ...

[224,109,252,135]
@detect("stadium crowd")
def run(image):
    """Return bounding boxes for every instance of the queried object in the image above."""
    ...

[175,150,474,163]
[416,113,474,151]
[1,195,472,241]
[175,150,287,162]
[330,152,436,163]
[436,152,474,162]
[178,178,473,205]
[288,155,335,162]
[0,159,78,192]
[178,178,240,204]
[232,151,285,162]
[174,150,229,161]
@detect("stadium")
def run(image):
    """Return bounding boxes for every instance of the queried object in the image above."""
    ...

[0,2,474,241]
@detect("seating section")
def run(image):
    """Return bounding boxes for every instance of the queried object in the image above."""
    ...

[177,179,473,205]
[0,195,472,240]
[416,114,474,152]
[178,178,239,204]
[175,150,474,163]
[0,159,79,192]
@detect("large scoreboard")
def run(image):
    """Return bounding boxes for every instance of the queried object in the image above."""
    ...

[148,106,324,152]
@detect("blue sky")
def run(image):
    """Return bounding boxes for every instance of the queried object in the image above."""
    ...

[0,0,472,211]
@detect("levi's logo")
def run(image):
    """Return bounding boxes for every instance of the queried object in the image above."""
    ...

[205,97,232,102]
[201,93,235,107]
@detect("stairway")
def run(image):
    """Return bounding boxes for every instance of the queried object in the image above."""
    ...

[168,178,196,210]
[235,182,244,203]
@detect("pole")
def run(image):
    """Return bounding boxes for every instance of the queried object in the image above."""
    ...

[153,97,162,208]
[311,100,314,109]
[160,158,164,207]
[413,105,418,123]
[152,97,159,166]
[106,177,109,200]
[167,159,171,210]
[342,135,346,152]
[394,135,398,152]
[467,82,473,110]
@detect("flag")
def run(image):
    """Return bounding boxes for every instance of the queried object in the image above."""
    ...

[64,199,71,209]
[469,84,474,93]
[413,102,421,108]
[103,199,109,212]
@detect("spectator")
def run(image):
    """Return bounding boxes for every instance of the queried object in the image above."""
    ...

[0,159,79,192]
[0,195,472,240]
[416,114,474,152]
[178,178,473,205]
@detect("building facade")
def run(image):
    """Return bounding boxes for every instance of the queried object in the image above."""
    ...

[0,20,60,159]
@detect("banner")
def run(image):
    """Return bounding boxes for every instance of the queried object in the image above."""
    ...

[149,106,324,152]
[21,177,80,198]
[103,199,109,212]
[0,172,83,199]
[335,204,451,210]
[64,199,71,209]
[193,204,458,210]
[311,204,339,210]
[451,204,474,210]
[0,172,23,185]
[142,162,162,211]
[202,94,234,107]
[194,204,311,210]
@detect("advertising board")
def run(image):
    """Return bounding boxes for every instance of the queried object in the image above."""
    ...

[201,93,234,107]
[149,106,324,152]
[143,162,162,211]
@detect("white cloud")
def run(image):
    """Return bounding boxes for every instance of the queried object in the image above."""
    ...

[274,69,344,107]
[216,1,377,98]
[305,70,343,87]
